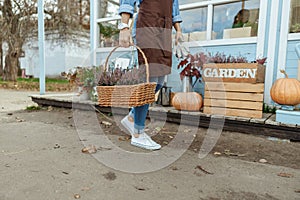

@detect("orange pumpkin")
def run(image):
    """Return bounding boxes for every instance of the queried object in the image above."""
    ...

[270,70,300,105]
[172,92,203,111]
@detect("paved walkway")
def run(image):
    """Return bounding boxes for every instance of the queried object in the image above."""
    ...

[0,89,299,200]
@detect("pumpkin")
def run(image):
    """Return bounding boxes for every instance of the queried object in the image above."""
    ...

[270,69,300,105]
[172,92,203,111]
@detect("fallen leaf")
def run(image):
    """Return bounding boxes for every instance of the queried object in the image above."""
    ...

[295,190,300,193]
[47,106,53,112]
[81,145,97,154]
[214,152,222,156]
[277,172,293,178]
[170,166,179,171]
[118,136,130,141]
[97,147,112,151]
[134,186,147,191]
[74,194,81,199]
[224,150,246,157]
[259,159,267,163]
[195,165,214,175]
[101,121,112,127]
[15,117,25,122]
[81,187,91,191]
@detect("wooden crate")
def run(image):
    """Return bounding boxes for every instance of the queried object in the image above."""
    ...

[202,63,265,118]
[202,63,265,83]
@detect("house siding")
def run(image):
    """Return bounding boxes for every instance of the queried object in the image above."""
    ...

[286,40,300,79]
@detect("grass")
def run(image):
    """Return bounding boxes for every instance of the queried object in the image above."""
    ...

[0,77,69,84]
[26,105,41,111]
[0,76,73,91]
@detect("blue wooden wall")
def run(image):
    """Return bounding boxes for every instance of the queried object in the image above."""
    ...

[286,40,300,79]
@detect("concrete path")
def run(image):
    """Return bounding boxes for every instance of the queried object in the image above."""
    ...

[0,89,299,200]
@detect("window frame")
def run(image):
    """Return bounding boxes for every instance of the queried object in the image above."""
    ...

[93,0,267,54]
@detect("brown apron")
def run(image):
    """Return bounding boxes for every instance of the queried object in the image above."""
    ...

[136,0,173,77]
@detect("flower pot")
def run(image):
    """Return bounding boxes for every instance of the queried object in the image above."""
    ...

[182,76,193,92]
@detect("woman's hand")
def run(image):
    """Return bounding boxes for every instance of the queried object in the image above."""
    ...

[174,31,190,59]
[175,31,184,45]
[119,28,132,48]
[119,13,131,47]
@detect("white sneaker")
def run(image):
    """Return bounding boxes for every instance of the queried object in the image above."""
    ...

[131,132,161,150]
[121,115,135,135]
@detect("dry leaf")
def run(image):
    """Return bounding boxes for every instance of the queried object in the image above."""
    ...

[74,194,81,199]
[101,121,112,127]
[259,159,267,163]
[47,106,53,112]
[15,117,25,122]
[170,166,179,171]
[277,172,293,178]
[81,145,97,154]
[214,152,222,156]
[195,165,214,175]
[224,150,246,157]
[81,187,91,191]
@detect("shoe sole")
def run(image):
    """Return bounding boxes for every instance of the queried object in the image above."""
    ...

[131,141,161,150]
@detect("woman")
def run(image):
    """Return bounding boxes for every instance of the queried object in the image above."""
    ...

[118,0,183,150]
[232,9,250,28]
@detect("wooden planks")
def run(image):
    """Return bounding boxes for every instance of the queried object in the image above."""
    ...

[203,82,265,118]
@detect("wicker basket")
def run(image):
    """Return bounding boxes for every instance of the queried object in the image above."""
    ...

[96,45,156,107]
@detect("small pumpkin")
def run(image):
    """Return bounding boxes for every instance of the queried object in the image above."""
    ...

[172,92,203,111]
[270,69,300,105]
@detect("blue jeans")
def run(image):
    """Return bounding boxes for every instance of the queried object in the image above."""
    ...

[129,76,165,133]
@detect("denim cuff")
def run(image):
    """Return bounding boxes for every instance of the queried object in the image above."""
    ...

[173,15,182,24]
[134,127,144,134]
[118,4,135,17]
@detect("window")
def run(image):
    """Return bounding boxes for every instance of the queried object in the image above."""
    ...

[179,0,208,5]
[99,20,120,47]
[180,7,208,41]
[213,0,260,40]
[290,0,300,33]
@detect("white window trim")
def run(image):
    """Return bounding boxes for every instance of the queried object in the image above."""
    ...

[256,0,268,58]
[186,37,257,48]
[94,0,266,54]
[288,33,300,40]
[264,0,280,104]
[277,0,291,79]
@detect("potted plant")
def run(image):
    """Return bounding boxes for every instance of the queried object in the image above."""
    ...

[177,52,207,92]
[61,66,102,101]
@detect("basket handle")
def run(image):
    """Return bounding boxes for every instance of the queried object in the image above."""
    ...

[104,44,150,83]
